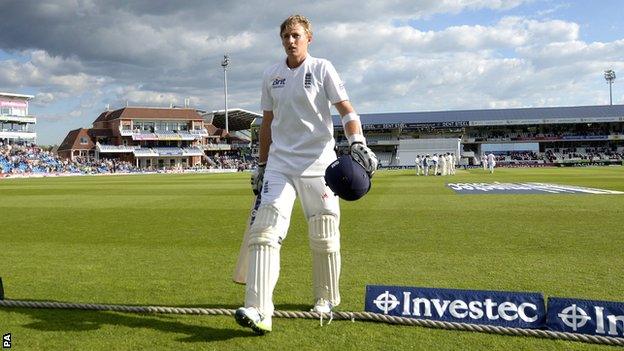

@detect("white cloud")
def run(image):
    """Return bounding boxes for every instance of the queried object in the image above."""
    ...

[0,0,623,144]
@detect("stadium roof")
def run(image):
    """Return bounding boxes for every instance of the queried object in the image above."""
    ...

[93,107,203,123]
[0,92,34,99]
[324,104,624,128]
[203,109,261,132]
[57,128,94,151]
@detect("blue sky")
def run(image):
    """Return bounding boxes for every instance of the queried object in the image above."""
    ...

[0,0,622,145]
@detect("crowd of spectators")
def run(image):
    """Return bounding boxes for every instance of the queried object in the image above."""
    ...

[494,152,540,162]
[543,147,624,162]
[493,148,624,164]
[0,143,141,175]
[467,126,624,142]
[0,143,254,177]
[206,152,253,171]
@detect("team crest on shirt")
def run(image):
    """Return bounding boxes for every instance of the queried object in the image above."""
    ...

[272,76,286,88]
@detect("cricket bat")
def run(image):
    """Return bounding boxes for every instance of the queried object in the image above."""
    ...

[232,192,262,284]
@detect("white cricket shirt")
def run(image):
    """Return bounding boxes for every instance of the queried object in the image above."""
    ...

[261,55,348,176]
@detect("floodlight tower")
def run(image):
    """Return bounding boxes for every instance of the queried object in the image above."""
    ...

[604,69,616,105]
[221,54,230,134]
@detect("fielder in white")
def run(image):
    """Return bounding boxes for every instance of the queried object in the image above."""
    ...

[449,153,456,175]
[235,15,377,334]
[487,152,496,173]
[439,152,447,176]
[415,155,422,175]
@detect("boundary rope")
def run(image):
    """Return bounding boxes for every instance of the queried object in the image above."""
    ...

[0,299,622,347]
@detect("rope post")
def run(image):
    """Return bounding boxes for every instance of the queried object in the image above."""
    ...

[0,277,4,300]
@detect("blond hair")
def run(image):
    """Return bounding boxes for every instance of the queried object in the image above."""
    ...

[280,15,312,37]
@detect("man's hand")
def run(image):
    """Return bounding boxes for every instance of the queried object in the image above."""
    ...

[251,163,266,195]
[350,142,378,177]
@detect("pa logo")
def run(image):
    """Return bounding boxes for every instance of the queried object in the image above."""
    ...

[558,304,591,331]
[2,333,10,349]
[373,291,400,314]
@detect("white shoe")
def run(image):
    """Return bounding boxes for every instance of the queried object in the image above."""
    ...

[311,298,334,326]
[311,298,333,314]
[235,307,272,334]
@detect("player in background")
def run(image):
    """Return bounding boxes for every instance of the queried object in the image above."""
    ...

[481,154,487,171]
[234,15,378,335]
[432,153,439,175]
[487,152,496,173]
[415,155,422,176]
[449,153,456,175]
[439,152,447,176]
[423,154,430,176]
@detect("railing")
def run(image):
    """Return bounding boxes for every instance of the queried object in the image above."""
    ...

[133,148,159,157]
[203,144,231,151]
[96,143,137,153]
[119,126,133,136]
[0,130,36,139]
[190,129,209,136]
[0,115,36,124]
[119,126,206,140]
[182,147,204,156]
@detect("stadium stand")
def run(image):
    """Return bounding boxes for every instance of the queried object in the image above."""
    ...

[319,104,624,168]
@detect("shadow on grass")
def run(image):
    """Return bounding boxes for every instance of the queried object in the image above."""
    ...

[6,305,256,343]
[274,303,310,311]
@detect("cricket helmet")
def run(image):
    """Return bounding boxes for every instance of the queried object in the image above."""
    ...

[324,155,371,201]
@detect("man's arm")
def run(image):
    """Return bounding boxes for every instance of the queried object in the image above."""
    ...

[258,110,273,164]
[334,100,362,142]
[250,110,273,195]
[333,100,378,176]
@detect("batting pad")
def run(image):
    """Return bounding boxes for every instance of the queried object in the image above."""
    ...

[245,205,283,316]
[308,214,341,306]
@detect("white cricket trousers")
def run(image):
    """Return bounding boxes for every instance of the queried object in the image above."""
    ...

[245,169,341,317]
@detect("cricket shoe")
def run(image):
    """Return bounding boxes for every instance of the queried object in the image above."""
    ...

[235,307,272,335]
[311,298,334,325]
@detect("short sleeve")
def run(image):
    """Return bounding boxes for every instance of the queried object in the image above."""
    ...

[323,60,349,104]
[260,69,273,111]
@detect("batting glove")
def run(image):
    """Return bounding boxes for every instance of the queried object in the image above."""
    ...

[251,162,266,195]
[350,142,378,177]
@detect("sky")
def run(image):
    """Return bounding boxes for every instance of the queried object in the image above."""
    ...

[0,0,623,145]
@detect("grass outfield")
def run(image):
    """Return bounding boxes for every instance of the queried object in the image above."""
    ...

[1,167,623,350]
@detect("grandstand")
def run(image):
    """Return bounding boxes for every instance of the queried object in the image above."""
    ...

[57,106,260,170]
[325,104,624,167]
[0,92,36,145]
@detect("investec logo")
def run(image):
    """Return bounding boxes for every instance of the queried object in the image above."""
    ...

[548,298,624,337]
[374,290,538,323]
[366,286,545,328]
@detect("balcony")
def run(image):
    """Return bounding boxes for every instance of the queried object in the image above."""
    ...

[190,129,209,136]
[130,147,205,157]
[203,143,231,151]
[96,143,138,153]
[119,125,204,140]
[0,115,36,124]
[0,130,36,139]
[119,126,134,136]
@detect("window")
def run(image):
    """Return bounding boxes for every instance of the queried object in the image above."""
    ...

[80,137,89,145]
[13,108,26,116]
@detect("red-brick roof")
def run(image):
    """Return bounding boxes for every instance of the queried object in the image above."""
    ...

[57,128,94,151]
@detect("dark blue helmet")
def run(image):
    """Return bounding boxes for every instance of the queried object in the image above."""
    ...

[324,155,371,201]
